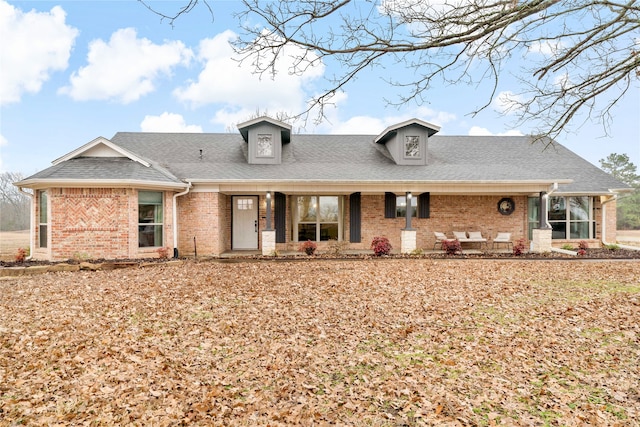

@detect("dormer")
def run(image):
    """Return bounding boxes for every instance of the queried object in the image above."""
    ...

[237,116,292,164]
[374,118,440,165]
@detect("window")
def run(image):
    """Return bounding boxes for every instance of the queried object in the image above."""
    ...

[396,195,417,218]
[39,190,47,248]
[138,191,163,247]
[528,196,594,240]
[257,134,273,157]
[293,196,341,241]
[404,136,420,158]
[527,197,540,239]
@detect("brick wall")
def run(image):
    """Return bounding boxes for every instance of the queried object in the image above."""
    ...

[47,188,134,261]
[32,189,613,260]
[176,191,223,257]
[270,194,530,252]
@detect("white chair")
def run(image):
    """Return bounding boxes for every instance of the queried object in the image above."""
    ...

[492,232,513,249]
[467,231,488,249]
[433,231,453,249]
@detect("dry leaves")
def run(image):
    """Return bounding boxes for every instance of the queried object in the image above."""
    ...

[1,259,639,426]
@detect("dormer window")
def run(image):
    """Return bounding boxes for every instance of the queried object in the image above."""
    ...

[405,136,420,158]
[374,119,440,165]
[237,116,292,164]
[257,134,273,157]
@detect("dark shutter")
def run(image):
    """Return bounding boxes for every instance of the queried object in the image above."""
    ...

[274,192,286,243]
[385,192,396,218]
[349,192,361,243]
[418,192,430,218]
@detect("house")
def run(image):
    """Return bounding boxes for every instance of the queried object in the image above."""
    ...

[14,117,630,261]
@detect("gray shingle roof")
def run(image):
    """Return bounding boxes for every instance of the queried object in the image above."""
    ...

[20,131,629,194]
[23,157,183,185]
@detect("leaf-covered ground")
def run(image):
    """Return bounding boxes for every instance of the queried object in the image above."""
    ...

[1,259,639,426]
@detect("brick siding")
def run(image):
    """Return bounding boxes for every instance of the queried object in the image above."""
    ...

[31,189,613,260]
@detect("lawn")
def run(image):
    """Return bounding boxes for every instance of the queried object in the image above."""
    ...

[1,259,639,426]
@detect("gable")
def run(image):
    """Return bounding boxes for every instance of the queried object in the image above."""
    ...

[52,136,150,167]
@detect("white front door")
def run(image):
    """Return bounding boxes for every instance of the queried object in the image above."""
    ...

[232,196,259,249]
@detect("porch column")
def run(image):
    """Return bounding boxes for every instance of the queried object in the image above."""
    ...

[262,192,276,255]
[532,191,552,253]
[401,192,416,253]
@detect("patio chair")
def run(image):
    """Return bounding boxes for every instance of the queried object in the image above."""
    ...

[433,231,453,249]
[492,232,513,249]
[467,231,488,249]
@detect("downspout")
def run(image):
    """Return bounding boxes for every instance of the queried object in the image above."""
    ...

[601,195,639,251]
[172,183,191,258]
[18,187,35,260]
[542,182,558,229]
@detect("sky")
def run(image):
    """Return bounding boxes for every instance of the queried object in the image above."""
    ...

[1,0,639,177]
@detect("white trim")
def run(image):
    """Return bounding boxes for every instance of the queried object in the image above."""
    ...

[236,116,292,131]
[374,118,441,144]
[13,178,188,191]
[52,137,150,167]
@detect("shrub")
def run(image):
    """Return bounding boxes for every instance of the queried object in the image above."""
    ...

[578,240,589,251]
[298,240,317,256]
[513,238,526,256]
[441,239,461,255]
[327,239,349,256]
[371,236,392,256]
[15,248,27,263]
[604,243,620,251]
[577,249,587,256]
[561,243,574,251]
[157,247,170,259]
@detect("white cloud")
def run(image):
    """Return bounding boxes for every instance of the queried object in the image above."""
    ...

[140,113,202,133]
[492,90,526,115]
[528,40,565,56]
[0,1,78,105]
[59,28,192,103]
[174,30,325,113]
[468,126,523,136]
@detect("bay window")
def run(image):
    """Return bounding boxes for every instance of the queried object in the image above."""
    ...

[529,196,594,240]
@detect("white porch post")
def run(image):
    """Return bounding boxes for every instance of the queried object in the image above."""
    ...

[401,192,416,253]
[262,192,276,255]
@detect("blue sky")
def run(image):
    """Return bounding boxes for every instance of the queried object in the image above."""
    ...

[1,0,639,176]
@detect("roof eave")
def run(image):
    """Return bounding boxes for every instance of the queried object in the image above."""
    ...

[13,178,188,191]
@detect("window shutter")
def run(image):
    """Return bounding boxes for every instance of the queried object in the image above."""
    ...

[384,192,396,218]
[349,192,361,243]
[418,192,430,218]
[274,192,286,243]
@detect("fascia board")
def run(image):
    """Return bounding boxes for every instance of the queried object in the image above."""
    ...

[51,137,151,167]
[374,118,441,144]
[12,178,188,191]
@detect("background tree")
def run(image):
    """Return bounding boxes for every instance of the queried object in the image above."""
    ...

[144,0,640,139]
[0,172,30,231]
[600,153,640,230]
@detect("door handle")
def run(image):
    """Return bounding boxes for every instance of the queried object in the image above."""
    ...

[255,220,258,232]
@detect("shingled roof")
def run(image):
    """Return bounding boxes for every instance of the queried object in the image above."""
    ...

[16,130,629,195]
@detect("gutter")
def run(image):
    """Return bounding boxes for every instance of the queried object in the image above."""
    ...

[172,183,192,258]
[18,187,35,260]
[601,195,640,251]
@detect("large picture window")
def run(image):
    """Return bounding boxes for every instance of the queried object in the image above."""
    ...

[39,190,47,248]
[529,196,594,240]
[138,191,163,247]
[294,196,341,241]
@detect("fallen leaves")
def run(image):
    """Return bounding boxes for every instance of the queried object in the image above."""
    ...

[1,259,639,425]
